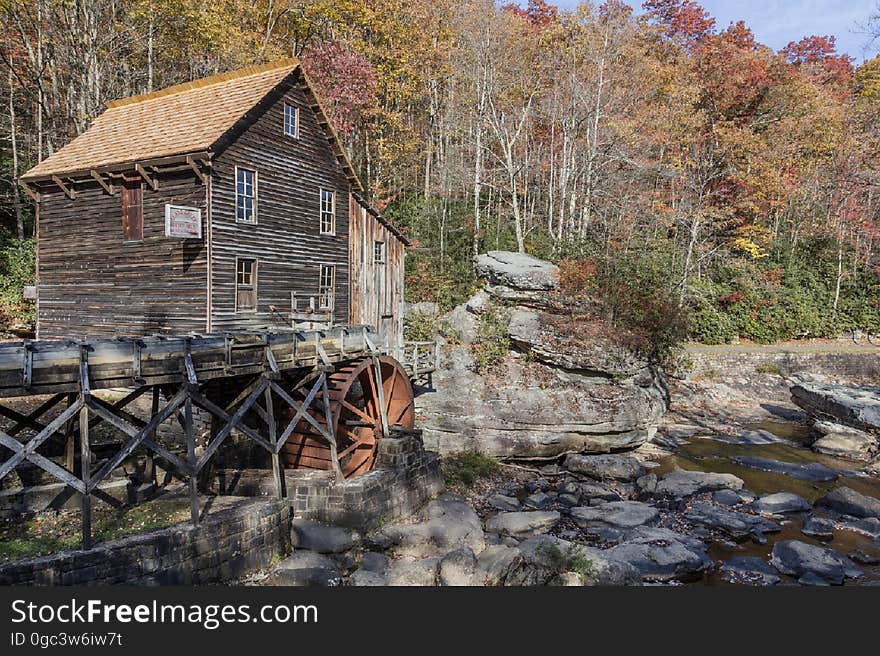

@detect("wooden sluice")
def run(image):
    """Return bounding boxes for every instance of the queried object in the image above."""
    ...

[0,325,401,549]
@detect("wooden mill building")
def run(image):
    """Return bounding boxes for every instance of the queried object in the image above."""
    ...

[19,59,407,348]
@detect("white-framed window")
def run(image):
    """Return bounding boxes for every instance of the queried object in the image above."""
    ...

[236,257,257,312]
[320,188,335,235]
[318,264,335,310]
[236,167,257,223]
[284,103,300,138]
[373,241,385,264]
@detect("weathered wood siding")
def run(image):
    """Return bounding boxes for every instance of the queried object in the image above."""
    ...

[209,70,351,330]
[36,172,208,339]
[348,195,405,350]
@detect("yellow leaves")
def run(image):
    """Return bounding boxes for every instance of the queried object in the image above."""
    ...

[729,224,773,259]
[855,57,880,102]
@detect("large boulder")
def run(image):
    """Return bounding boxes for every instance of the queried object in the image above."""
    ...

[474,251,559,291]
[791,382,880,432]
[418,348,666,457]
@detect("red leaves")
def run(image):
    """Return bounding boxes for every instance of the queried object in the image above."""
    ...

[643,0,716,47]
[781,35,854,90]
[302,40,378,139]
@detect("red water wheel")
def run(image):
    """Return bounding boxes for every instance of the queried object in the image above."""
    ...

[281,356,415,478]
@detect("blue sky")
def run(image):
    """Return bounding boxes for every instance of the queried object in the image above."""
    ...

[551,0,879,62]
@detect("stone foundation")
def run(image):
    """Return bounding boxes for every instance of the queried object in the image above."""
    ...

[215,434,445,528]
[683,347,880,383]
[0,498,290,586]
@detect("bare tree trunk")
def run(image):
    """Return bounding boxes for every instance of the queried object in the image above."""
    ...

[8,69,23,238]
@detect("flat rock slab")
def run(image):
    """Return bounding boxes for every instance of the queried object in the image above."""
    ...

[564,454,646,482]
[706,430,791,446]
[570,501,659,531]
[486,511,561,538]
[712,489,743,506]
[488,494,522,511]
[607,527,711,583]
[812,421,878,461]
[474,544,524,586]
[752,492,811,515]
[439,547,477,586]
[382,496,485,555]
[791,382,880,432]
[474,251,559,290]
[654,470,744,497]
[291,520,355,554]
[802,517,835,540]
[684,503,780,542]
[729,456,839,482]
[523,492,552,510]
[262,551,341,587]
[385,557,440,586]
[720,556,781,586]
[506,535,640,586]
[770,540,862,585]
[816,487,880,519]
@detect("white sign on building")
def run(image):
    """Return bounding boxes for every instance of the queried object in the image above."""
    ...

[164,204,202,239]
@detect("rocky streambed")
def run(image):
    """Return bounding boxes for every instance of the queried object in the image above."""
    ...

[247,366,880,587]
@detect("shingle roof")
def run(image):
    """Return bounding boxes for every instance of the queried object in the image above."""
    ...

[21,59,361,189]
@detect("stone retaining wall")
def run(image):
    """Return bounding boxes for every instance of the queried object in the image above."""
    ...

[0,498,290,586]
[215,434,445,528]
[683,348,880,383]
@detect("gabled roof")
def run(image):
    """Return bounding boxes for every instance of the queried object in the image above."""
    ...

[20,59,362,190]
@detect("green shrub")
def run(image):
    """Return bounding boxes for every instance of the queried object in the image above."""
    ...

[0,238,35,328]
[404,310,436,342]
[442,451,499,487]
[542,542,595,582]
[471,306,510,373]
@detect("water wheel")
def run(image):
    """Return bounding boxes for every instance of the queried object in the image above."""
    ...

[280,356,415,478]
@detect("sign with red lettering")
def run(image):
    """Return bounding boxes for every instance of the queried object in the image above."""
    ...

[165,204,202,238]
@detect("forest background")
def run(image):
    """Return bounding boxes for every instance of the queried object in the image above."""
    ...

[1,0,880,348]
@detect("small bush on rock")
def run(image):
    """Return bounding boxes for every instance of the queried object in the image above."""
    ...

[442,451,499,487]
[543,542,595,582]
[471,306,510,373]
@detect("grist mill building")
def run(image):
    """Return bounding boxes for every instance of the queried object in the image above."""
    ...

[19,59,407,349]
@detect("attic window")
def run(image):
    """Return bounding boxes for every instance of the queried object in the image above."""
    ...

[284,103,299,138]
[236,167,257,223]
[373,241,385,264]
[121,177,143,241]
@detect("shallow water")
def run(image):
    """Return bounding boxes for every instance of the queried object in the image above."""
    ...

[655,420,880,586]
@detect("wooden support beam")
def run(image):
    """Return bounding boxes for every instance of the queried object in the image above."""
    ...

[185,392,199,526]
[265,385,285,499]
[321,374,344,483]
[19,181,39,203]
[186,156,208,185]
[79,403,92,550]
[89,169,114,195]
[51,175,76,200]
[135,163,158,191]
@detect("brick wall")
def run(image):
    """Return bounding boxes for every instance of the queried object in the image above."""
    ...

[0,498,290,586]
[215,434,445,528]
